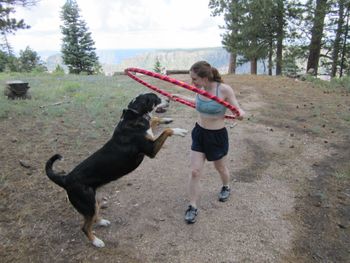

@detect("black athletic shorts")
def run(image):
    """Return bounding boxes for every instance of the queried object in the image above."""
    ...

[191,123,229,161]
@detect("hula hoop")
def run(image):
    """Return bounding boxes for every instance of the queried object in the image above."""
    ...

[124,67,239,119]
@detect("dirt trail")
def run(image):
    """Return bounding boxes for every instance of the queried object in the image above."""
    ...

[1,75,349,262]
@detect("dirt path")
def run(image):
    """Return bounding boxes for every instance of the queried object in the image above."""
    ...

[1,75,349,262]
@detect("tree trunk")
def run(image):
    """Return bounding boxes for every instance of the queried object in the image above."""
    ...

[250,58,257,74]
[331,0,345,78]
[228,52,236,74]
[4,81,31,100]
[2,33,13,55]
[268,39,273,76]
[276,0,284,75]
[306,0,328,75]
[340,5,349,77]
[276,37,283,76]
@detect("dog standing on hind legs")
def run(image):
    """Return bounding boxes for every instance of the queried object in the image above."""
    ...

[45,93,187,247]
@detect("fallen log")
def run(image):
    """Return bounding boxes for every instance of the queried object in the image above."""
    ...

[166,70,189,75]
[39,101,71,108]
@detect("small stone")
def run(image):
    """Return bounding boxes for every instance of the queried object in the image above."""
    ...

[19,160,31,169]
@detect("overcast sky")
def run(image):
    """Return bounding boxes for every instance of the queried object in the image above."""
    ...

[8,0,225,52]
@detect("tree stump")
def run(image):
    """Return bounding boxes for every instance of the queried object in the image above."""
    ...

[4,81,31,100]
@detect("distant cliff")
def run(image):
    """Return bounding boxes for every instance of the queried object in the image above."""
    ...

[113,47,231,74]
[42,47,258,75]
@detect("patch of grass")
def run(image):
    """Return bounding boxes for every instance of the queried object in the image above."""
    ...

[0,72,148,121]
[0,173,8,185]
[339,112,350,122]
[75,136,84,149]
[63,82,81,93]
[309,125,322,135]
[0,102,10,119]
[0,97,35,119]
[334,169,350,180]
[330,76,350,92]
[44,104,68,118]
[304,75,350,92]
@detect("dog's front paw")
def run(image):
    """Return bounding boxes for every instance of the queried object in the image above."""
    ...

[172,128,188,137]
[92,236,105,248]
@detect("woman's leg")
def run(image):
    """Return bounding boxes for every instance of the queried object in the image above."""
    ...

[185,150,205,223]
[188,150,206,207]
[213,156,231,202]
[213,155,230,186]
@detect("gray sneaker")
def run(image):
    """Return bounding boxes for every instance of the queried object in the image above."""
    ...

[218,186,231,202]
[184,205,198,224]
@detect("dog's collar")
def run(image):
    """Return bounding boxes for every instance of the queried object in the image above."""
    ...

[126,107,151,121]
[143,113,151,121]
[127,107,140,115]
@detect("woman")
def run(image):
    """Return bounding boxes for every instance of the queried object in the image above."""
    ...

[173,61,245,224]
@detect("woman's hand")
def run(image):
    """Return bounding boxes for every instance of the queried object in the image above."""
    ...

[236,108,245,120]
[170,94,180,101]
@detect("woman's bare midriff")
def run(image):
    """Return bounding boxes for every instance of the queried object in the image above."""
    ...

[197,114,226,130]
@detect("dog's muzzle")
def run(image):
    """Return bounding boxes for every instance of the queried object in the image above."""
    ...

[155,98,170,113]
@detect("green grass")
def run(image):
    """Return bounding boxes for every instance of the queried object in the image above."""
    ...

[334,168,350,180]
[0,72,149,126]
[304,75,350,92]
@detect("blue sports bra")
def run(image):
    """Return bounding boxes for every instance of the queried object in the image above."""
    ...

[195,83,227,116]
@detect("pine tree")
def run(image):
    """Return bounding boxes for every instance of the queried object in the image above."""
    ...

[306,0,329,75]
[153,57,162,73]
[60,0,100,74]
[18,46,46,72]
[209,0,244,74]
[210,0,280,75]
[0,1,36,37]
[1,0,37,67]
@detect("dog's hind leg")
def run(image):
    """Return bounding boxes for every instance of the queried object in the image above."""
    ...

[67,186,106,248]
[95,200,111,227]
[82,215,105,248]
[81,207,106,247]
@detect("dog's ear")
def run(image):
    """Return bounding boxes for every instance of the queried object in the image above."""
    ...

[147,98,157,112]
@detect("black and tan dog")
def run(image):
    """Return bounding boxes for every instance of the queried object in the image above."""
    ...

[45,93,187,247]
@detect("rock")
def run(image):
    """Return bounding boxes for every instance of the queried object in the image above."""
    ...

[19,160,31,169]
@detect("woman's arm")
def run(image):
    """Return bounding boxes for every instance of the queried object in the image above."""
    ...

[222,84,245,120]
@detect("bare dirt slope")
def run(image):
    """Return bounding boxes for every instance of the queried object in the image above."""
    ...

[1,75,349,262]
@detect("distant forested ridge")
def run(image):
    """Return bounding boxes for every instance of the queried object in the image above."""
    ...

[42,47,269,75]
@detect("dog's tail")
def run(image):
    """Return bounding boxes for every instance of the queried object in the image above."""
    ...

[45,154,66,188]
